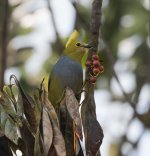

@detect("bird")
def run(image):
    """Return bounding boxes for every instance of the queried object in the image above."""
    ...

[48,30,89,156]
[48,30,88,109]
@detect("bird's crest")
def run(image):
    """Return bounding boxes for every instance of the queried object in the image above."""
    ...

[64,30,80,55]
[64,30,90,63]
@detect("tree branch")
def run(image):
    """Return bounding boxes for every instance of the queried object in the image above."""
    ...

[104,45,136,108]
[82,0,103,156]
[71,1,90,31]
[85,0,102,86]
[104,44,150,128]
[85,0,103,114]
[89,0,102,52]
[46,0,63,55]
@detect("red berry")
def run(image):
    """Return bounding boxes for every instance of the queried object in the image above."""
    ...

[85,60,92,67]
[93,60,100,67]
[93,67,100,75]
[89,76,97,84]
[99,65,104,73]
[92,54,99,60]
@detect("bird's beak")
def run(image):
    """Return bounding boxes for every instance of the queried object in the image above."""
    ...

[76,42,92,49]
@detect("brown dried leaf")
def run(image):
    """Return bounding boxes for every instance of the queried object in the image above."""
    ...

[19,120,35,156]
[65,87,83,139]
[10,75,39,133]
[59,100,75,155]
[51,121,66,156]
[34,130,41,156]
[81,94,103,156]
[87,116,103,156]
[48,144,57,156]
[42,108,53,156]
[17,88,24,117]
[43,91,59,127]
[43,91,66,156]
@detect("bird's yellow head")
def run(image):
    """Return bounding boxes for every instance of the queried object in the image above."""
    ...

[64,30,89,62]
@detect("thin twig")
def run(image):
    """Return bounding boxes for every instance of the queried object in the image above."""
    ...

[104,44,150,128]
[46,0,59,41]
[85,0,103,107]
[46,0,63,55]
[85,0,102,85]
[71,1,90,31]
[84,1,103,156]
[104,45,136,108]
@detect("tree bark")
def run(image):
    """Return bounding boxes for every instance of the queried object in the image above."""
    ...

[82,0,103,156]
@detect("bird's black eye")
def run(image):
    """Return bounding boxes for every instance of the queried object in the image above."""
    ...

[76,42,81,46]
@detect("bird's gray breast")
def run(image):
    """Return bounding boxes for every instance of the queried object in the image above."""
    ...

[52,56,83,93]
[49,56,83,104]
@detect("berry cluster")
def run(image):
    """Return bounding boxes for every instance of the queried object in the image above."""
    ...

[85,53,104,84]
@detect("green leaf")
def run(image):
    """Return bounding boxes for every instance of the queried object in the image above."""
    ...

[0,91,17,118]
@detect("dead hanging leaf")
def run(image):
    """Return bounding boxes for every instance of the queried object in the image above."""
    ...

[81,93,103,156]
[3,85,12,98]
[3,85,23,127]
[42,108,53,156]
[10,75,40,133]
[86,116,103,156]
[48,144,57,156]
[34,129,42,156]
[19,120,35,156]
[43,91,66,156]
[43,91,59,127]
[3,85,17,109]
[65,87,83,140]
[0,90,17,118]
[50,119,66,156]
[59,100,75,156]
[33,93,42,127]
[0,91,20,145]
[0,106,19,145]
[22,95,39,133]
[16,87,24,118]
